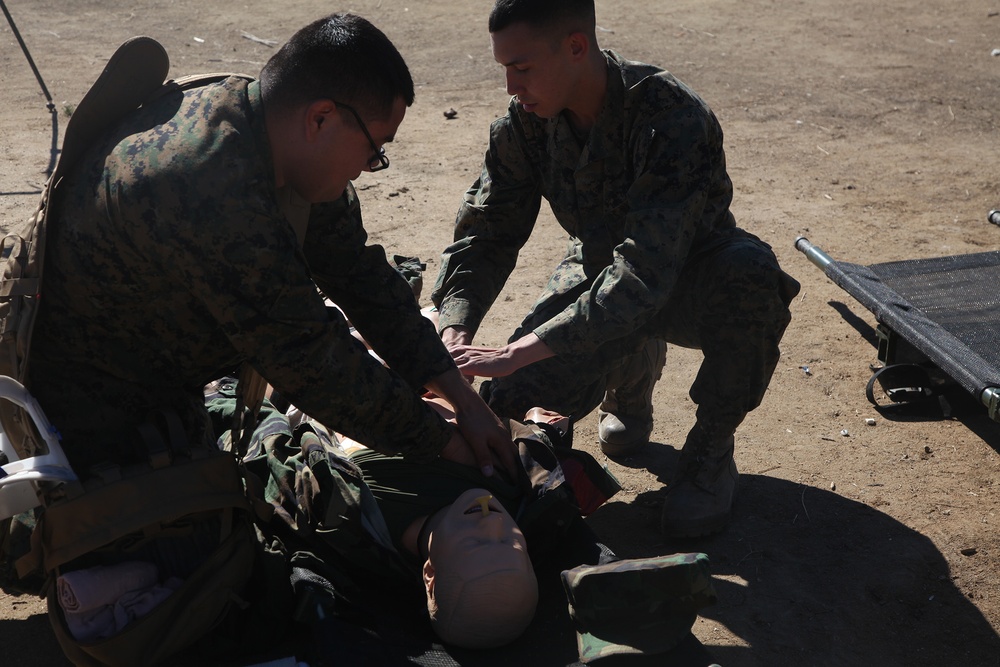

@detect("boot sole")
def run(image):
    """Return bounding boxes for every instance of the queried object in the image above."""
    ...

[598,437,648,458]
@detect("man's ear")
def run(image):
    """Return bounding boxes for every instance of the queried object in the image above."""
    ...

[304,99,337,141]
[422,558,436,600]
[567,31,589,61]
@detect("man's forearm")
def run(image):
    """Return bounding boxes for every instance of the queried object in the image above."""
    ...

[502,332,555,368]
[440,324,473,350]
[424,366,481,411]
[444,332,555,380]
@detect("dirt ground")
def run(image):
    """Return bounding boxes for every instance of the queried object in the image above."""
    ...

[2,0,999,665]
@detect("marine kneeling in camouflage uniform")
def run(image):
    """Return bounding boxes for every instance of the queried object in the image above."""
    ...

[431,0,800,538]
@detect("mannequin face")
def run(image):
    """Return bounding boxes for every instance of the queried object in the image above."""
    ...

[422,488,532,598]
[421,489,538,648]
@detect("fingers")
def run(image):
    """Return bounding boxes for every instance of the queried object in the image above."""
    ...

[469,418,518,478]
[450,417,517,478]
[424,367,516,477]
[440,426,502,478]
[489,433,519,478]
[470,435,497,478]
[438,429,479,468]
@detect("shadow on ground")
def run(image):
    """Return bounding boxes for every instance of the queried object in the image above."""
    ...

[6,430,998,667]
[587,445,1000,667]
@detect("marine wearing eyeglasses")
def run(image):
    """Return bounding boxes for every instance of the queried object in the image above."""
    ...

[27,11,517,514]
[334,101,390,172]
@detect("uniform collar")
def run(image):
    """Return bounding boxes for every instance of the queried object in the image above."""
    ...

[546,51,625,168]
[246,79,283,201]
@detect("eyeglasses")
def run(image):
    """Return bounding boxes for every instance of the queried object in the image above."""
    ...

[333,101,390,172]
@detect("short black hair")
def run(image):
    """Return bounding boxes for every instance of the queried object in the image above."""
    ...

[260,13,414,118]
[488,0,595,34]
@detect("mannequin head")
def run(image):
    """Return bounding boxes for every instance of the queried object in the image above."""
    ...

[422,488,538,648]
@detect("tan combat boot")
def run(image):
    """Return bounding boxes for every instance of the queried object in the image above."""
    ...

[661,436,738,538]
[598,339,666,457]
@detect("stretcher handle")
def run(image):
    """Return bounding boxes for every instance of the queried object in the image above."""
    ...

[793,236,834,271]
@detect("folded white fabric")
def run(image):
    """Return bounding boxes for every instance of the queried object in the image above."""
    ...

[62,575,182,642]
[57,561,158,614]
[111,577,182,628]
[63,606,116,643]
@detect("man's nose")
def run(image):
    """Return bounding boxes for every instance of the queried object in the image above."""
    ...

[505,71,519,95]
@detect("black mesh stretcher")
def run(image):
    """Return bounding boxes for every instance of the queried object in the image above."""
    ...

[794,236,1000,423]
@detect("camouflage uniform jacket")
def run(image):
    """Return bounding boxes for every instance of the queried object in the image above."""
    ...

[28,76,455,471]
[432,50,738,357]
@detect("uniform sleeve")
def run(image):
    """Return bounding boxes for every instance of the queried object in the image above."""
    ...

[304,186,457,389]
[431,107,543,336]
[534,101,733,357]
[151,182,453,462]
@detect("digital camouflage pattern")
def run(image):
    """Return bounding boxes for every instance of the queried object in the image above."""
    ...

[432,50,799,459]
[26,75,456,474]
[561,552,717,662]
[204,382,626,619]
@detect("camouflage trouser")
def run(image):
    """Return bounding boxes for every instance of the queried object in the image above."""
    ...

[482,229,799,457]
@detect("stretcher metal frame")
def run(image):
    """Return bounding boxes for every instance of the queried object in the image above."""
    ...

[795,233,1000,424]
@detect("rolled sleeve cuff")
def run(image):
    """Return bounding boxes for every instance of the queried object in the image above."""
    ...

[532,309,598,358]
[435,297,481,334]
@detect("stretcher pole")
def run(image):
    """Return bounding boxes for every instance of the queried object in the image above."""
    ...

[794,236,1000,423]
[794,236,833,272]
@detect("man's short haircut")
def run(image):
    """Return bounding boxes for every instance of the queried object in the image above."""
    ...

[260,13,414,118]
[488,0,596,35]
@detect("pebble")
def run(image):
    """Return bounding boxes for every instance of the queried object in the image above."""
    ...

[865,417,876,426]
[961,547,978,557]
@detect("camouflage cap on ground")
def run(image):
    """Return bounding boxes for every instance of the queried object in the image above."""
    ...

[560,552,716,663]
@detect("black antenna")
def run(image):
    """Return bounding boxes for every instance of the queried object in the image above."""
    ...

[1,0,59,175]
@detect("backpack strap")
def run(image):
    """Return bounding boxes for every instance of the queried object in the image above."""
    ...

[149,71,254,102]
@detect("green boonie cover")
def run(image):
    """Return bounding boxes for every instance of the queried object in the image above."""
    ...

[560,552,717,662]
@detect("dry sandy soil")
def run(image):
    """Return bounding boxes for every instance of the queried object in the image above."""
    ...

[2,0,999,665]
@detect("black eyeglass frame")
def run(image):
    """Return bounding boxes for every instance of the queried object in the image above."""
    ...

[333,101,390,172]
